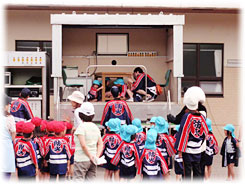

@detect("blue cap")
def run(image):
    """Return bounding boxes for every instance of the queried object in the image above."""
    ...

[150,117,157,123]
[93,80,100,86]
[20,88,31,98]
[175,125,180,132]
[206,118,212,132]
[223,124,235,138]
[105,119,120,133]
[145,128,158,150]
[114,118,121,133]
[120,124,127,136]
[120,125,138,142]
[114,78,125,85]
[155,116,167,133]
[132,118,143,133]
[105,77,110,81]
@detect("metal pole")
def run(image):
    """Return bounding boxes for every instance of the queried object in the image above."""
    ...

[85,65,148,102]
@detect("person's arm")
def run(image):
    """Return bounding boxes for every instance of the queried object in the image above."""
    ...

[7,115,16,141]
[64,114,72,124]
[172,106,188,125]
[77,135,94,162]
[11,132,16,142]
[127,77,134,84]
[96,136,103,158]
[97,86,104,91]
[67,160,71,175]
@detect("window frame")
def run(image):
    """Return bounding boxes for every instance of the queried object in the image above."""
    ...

[96,33,129,56]
[15,40,52,52]
[182,43,224,97]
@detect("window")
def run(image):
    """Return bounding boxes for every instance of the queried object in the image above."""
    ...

[96,33,129,55]
[182,43,224,96]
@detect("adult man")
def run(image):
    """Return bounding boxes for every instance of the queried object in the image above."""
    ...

[127,67,157,102]
[10,88,34,122]
[101,86,133,126]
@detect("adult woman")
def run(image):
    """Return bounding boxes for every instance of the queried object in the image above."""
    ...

[65,91,85,129]
[1,94,16,179]
[73,102,103,181]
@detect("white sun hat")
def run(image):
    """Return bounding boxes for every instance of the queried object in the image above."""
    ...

[184,86,206,104]
[67,91,85,104]
[77,102,95,116]
[183,94,199,110]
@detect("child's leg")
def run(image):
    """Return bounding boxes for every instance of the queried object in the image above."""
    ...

[204,166,208,180]
[207,166,212,179]
[126,89,134,99]
[36,169,42,181]
[163,173,170,180]
[114,170,120,181]
[104,169,110,180]
[44,172,50,181]
[59,174,66,181]
[227,165,231,180]
[108,170,113,180]
[204,165,212,180]
[176,174,182,181]
[228,164,235,180]
[69,164,74,179]
[49,174,58,181]
[120,178,126,182]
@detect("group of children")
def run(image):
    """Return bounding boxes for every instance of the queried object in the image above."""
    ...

[12,113,240,181]
[100,115,240,181]
[14,117,75,181]
[87,78,127,102]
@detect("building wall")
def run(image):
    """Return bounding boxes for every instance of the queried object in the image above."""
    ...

[62,27,169,85]
[5,10,242,142]
[183,13,242,142]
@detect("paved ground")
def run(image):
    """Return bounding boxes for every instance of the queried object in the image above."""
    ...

[95,151,242,182]
[9,147,242,182]
[9,153,242,182]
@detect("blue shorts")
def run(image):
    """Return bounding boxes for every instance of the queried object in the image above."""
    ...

[226,153,236,165]
[174,155,184,175]
[41,162,49,173]
[119,164,136,179]
[203,154,213,166]
[102,156,119,171]
[38,158,43,169]
[70,155,74,165]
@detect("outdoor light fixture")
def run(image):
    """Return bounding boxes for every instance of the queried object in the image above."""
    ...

[112,60,117,65]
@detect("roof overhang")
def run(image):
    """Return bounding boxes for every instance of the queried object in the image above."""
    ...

[5,0,242,10]
[50,13,185,26]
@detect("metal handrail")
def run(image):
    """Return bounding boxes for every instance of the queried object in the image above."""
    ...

[85,65,148,102]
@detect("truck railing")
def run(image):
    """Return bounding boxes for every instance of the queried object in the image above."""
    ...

[85,65,148,102]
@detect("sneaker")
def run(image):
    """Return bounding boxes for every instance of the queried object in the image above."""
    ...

[126,98,134,102]
[145,96,154,102]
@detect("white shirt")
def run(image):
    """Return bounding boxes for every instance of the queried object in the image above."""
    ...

[226,138,235,153]
[74,122,101,162]
[74,108,83,128]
